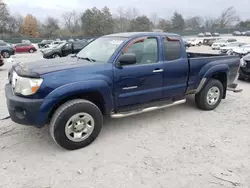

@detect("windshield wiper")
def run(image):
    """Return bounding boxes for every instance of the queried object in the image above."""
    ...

[77,56,96,62]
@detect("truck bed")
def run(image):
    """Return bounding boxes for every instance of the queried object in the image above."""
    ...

[187,52,228,58]
[187,52,240,92]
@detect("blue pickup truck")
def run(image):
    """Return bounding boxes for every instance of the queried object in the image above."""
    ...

[5,32,240,150]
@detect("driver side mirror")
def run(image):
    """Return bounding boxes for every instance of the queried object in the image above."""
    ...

[117,53,136,67]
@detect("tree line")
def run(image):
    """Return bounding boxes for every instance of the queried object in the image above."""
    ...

[0,0,250,38]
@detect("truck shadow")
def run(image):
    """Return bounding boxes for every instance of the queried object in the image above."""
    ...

[100,96,198,138]
[1,96,199,152]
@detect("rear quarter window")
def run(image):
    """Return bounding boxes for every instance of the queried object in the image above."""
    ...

[164,38,181,61]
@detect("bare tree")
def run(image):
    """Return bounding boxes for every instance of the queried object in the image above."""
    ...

[113,7,140,32]
[0,0,9,34]
[219,6,239,28]
[186,16,203,29]
[150,12,159,27]
[62,11,81,35]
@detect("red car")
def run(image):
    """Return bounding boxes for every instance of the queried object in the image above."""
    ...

[0,55,4,67]
[14,43,37,53]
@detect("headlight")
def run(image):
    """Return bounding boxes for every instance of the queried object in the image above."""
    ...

[240,58,246,67]
[12,72,43,96]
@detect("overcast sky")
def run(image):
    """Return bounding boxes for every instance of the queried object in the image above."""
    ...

[4,0,250,21]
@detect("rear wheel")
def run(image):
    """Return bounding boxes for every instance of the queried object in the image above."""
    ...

[29,49,34,53]
[195,79,223,110]
[50,99,103,150]
[1,51,10,58]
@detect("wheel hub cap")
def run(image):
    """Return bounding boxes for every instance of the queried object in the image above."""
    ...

[65,113,95,142]
[207,86,220,105]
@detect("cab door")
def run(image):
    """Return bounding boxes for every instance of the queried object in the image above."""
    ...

[113,36,164,109]
[61,43,73,56]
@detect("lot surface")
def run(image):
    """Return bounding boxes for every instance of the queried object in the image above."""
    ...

[0,39,250,188]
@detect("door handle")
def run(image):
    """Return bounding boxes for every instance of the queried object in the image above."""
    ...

[153,69,163,73]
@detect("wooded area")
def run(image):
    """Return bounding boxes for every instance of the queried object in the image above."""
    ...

[1,0,250,38]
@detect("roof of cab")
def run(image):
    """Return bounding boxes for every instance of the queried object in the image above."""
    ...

[104,32,180,38]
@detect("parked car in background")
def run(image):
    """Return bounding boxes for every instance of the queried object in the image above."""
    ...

[241,31,246,36]
[245,31,250,36]
[38,40,54,48]
[198,33,205,37]
[5,32,241,150]
[0,55,4,67]
[211,38,237,50]
[220,42,246,54]
[190,38,203,46]
[183,40,190,48]
[68,38,75,42]
[0,42,15,58]
[232,31,242,36]
[228,44,250,56]
[212,33,220,36]
[0,40,5,43]
[14,43,37,53]
[21,40,32,44]
[204,32,212,37]
[239,54,250,80]
[43,40,89,59]
[207,38,222,46]
[44,41,65,49]
[55,38,61,41]
[203,38,215,46]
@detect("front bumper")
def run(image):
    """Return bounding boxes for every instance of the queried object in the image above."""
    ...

[5,84,45,127]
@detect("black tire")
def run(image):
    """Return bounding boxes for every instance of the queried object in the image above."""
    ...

[29,49,35,53]
[1,51,10,58]
[52,53,61,58]
[50,99,103,150]
[195,79,223,111]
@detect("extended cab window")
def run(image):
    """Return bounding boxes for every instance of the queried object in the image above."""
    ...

[123,37,158,64]
[164,38,181,61]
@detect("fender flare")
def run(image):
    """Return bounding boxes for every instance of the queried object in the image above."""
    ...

[195,64,229,93]
[40,80,114,114]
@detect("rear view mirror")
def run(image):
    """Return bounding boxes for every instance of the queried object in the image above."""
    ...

[118,53,136,66]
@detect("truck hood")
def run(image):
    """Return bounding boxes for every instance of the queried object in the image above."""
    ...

[13,56,99,77]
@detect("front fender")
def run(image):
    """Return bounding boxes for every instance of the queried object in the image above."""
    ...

[40,80,114,114]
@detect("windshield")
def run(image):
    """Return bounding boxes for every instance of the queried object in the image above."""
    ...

[77,37,126,62]
[56,43,67,48]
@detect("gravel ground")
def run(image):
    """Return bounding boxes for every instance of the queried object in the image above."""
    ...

[0,42,250,188]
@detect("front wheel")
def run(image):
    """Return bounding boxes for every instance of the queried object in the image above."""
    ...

[50,99,103,150]
[195,79,223,110]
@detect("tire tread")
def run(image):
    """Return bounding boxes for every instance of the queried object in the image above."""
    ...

[50,99,102,149]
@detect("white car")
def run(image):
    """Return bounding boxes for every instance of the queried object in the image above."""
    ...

[190,38,203,46]
[211,38,237,50]
[227,44,250,55]
[220,42,246,54]
[198,33,205,37]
